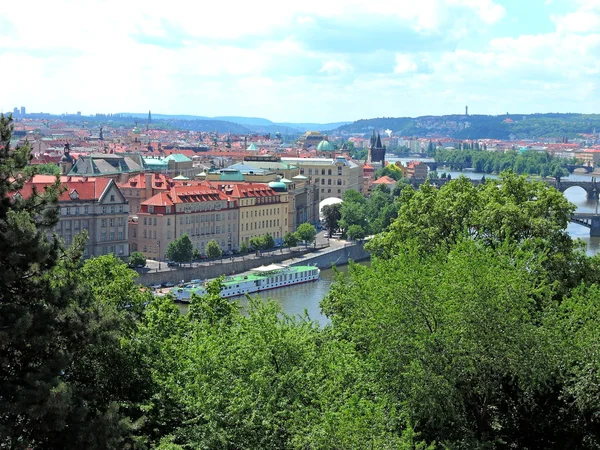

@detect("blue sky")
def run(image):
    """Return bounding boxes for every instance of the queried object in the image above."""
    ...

[1,0,599,123]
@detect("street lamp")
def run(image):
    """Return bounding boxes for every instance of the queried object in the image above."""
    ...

[157,240,161,270]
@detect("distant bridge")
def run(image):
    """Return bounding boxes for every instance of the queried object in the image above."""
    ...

[571,213,600,236]
[408,177,600,235]
[428,161,593,174]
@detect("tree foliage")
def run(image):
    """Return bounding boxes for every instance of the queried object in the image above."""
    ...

[0,114,144,448]
[435,148,572,178]
[128,251,146,267]
[321,203,342,237]
[283,231,299,248]
[205,239,222,259]
[295,222,317,246]
[165,233,193,263]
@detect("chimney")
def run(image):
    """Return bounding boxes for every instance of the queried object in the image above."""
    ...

[145,172,153,199]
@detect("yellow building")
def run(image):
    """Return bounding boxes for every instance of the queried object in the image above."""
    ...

[132,184,239,259]
[216,182,289,246]
[281,156,362,202]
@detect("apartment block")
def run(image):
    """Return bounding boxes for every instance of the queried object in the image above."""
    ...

[280,156,362,202]
[20,175,129,258]
[132,184,239,259]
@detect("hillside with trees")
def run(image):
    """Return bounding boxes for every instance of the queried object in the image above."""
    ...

[3,112,600,449]
[336,113,600,140]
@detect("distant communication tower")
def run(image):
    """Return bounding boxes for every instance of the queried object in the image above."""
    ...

[465,105,469,116]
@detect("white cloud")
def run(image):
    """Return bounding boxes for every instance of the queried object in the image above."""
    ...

[320,60,353,74]
[4,0,600,122]
[394,54,418,74]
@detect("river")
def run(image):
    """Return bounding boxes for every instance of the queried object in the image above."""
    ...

[180,159,600,323]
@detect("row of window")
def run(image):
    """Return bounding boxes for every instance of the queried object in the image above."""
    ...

[244,219,280,231]
[101,217,125,227]
[314,178,344,186]
[100,231,125,241]
[300,167,343,176]
[244,208,280,219]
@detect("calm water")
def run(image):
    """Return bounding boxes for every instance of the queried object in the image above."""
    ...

[181,159,600,323]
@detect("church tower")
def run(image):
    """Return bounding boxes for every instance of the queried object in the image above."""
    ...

[367,130,386,167]
[60,142,74,175]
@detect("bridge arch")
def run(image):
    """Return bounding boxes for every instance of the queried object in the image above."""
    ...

[562,185,588,199]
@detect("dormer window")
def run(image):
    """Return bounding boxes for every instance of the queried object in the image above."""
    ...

[69,189,79,200]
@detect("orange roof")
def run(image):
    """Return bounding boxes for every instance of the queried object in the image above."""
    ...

[118,172,172,190]
[20,175,111,202]
[373,176,396,185]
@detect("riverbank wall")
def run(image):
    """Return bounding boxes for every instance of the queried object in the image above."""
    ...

[289,241,370,269]
[137,241,371,286]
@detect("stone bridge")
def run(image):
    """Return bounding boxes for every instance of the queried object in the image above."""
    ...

[546,179,600,200]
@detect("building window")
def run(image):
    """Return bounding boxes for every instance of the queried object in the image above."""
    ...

[153,218,157,226]
[84,206,88,215]
[148,206,154,213]
[110,194,115,202]
[328,179,332,185]
[101,218,107,227]
[110,205,115,214]
[338,167,343,175]
[337,179,342,185]
[143,245,147,252]
[167,218,171,226]
[101,231,107,241]
[133,229,136,237]
[143,230,147,238]
[300,168,304,174]
[328,169,332,175]
[118,231,123,240]
[75,207,79,215]
[321,179,325,185]
[102,206,107,214]
[109,232,115,240]
[110,218,114,227]
[308,169,312,175]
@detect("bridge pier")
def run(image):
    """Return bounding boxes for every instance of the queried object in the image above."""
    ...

[591,217,600,236]
[588,189,599,201]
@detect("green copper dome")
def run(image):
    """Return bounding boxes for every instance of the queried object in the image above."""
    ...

[268,181,288,192]
[132,126,141,135]
[316,140,335,152]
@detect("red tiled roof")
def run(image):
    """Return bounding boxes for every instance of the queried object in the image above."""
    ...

[373,176,396,185]
[20,175,111,202]
[118,172,172,190]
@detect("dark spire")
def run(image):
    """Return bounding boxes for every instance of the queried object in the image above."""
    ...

[376,132,382,148]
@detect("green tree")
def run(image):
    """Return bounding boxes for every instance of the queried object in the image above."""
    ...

[263,233,275,250]
[249,235,263,251]
[239,241,249,254]
[347,224,366,241]
[128,251,146,267]
[165,233,193,264]
[35,163,60,175]
[295,222,317,247]
[192,246,202,261]
[321,203,342,237]
[0,114,136,447]
[206,239,222,259]
[283,231,299,248]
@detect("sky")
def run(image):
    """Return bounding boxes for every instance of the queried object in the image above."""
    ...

[1,0,600,123]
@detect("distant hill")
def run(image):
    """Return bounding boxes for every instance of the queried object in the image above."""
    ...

[335,114,600,140]
[117,113,350,134]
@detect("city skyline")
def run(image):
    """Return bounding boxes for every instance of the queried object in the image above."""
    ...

[2,0,600,123]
